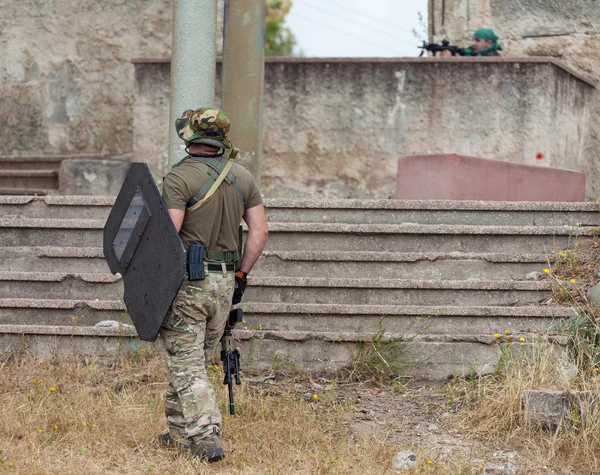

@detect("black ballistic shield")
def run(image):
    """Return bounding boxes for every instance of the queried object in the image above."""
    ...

[103,163,186,342]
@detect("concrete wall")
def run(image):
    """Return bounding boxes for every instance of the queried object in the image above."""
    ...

[429,0,600,199]
[134,57,595,199]
[0,0,224,157]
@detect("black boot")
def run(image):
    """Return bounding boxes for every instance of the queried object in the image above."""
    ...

[189,428,224,463]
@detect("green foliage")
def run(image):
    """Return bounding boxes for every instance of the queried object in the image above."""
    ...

[265,0,299,56]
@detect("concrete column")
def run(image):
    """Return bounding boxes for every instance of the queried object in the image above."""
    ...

[168,0,218,168]
[221,0,266,185]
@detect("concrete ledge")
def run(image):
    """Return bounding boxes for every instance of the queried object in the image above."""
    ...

[249,277,550,291]
[263,222,588,236]
[0,324,568,345]
[0,272,119,283]
[397,155,586,201]
[262,251,551,263]
[3,195,600,212]
[0,298,124,310]
[0,218,105,228]
[243,303,574,318]
[130,56,597,88]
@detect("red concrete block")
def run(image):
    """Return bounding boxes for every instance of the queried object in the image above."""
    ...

[396,154,586,201]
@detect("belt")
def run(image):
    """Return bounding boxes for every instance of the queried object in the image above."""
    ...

[206,263,235,272]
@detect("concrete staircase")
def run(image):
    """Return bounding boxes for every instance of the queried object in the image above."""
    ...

[0,196,597,378]
[0,156,62,195]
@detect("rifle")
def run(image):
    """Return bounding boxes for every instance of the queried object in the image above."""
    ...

[221,308,243,415]
[419,39,465,57]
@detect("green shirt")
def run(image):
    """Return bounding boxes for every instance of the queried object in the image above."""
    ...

[162,157,262,254]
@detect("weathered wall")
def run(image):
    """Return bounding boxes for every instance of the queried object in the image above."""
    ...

[429,0,600,199]
[134,58,594,199]
[0,0,224,157]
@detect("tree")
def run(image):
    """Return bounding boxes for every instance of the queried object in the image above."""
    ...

[265,0,299,56]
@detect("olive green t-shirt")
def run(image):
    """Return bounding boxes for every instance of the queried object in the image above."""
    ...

[162,157,262,254]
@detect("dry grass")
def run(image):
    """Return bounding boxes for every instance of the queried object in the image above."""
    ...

[446,234,600,472]
[0,351,401,475]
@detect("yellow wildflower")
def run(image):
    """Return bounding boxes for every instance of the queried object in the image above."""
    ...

[52,441,57,445]
[92,424,96,428]
[82,421,87,426]
[54,425,58,429]
[39,379,43,383]
[559,252,565,257]
[8,462,13,467]
[505,336,511,341]
[595,367,599,373]
[428,460,433,465]
[50,387,56,391]
[570,279,576,283]
[322,442,327,447]
[543,268,550,274]
[493,333,500,338]
[313,393,319,399]
[39,359,44,364]
[566,249,572,253]
[519,337,526,342]
[38,429,43,433]
[504,330,510,334]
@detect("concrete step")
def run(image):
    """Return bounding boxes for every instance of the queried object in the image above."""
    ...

[266,199,600,226]
[240,302,573,335]
[263,223,585,254]
[2,197,599,226]
[0,196,113,219]
[0,272,123,300]
[0,298,126,325]
[0,170,58,189]
[255,251,550,281]
[0,247,109,273]
[0,219,587,252]
[0,324,569,379]
[0,188,55,196]
[244,277,551,306]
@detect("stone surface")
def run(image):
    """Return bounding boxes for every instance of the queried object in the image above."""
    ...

[133,58,595,199]
[525,271,542,281]
[522,389,597,428]
[0,0,225,158]
[396,154,586,202]
[429,0,600,200]
[58,159,130,195]
[586,282,600,306]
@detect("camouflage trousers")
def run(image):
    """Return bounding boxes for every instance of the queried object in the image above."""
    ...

[159,267,235,443]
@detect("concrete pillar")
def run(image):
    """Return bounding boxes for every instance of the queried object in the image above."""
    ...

[168,0,218,168]
[221,0,266,185]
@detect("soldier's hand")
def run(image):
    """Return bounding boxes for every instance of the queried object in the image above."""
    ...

[232,271,247,305]
[439,50,452,57]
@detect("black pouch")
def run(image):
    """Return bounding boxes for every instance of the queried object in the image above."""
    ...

[188,243,206,281]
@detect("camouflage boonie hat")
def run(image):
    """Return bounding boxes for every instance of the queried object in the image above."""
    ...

[175,107,233,149]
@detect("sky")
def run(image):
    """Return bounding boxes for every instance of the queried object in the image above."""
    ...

[285,0,429,57]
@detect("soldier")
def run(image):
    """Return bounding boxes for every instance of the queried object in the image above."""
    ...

[157,106,268,462]
[439,28,502,57]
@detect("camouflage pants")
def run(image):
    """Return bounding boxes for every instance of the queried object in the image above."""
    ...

[159,267,235,443]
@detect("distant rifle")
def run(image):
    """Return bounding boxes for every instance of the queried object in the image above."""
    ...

[419,39,465,57]
[221,308,243,415]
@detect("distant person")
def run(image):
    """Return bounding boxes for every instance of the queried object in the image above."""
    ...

[435,28,502,57]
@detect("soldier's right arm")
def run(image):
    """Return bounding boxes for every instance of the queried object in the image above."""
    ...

[240,204,268,274]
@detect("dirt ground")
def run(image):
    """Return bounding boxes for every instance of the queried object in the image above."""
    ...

[249,375,583,474]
